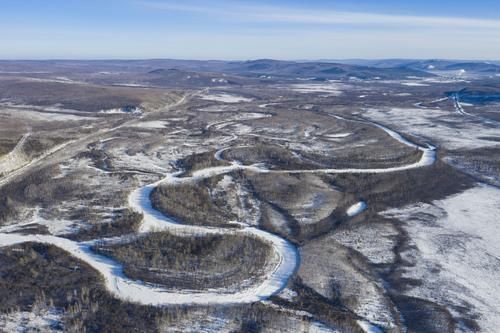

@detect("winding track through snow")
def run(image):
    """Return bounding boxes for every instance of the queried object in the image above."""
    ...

[451,93,500,125]
[215,113,436,174]
[0,109,436,307]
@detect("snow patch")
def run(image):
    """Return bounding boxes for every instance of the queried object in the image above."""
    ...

[401,82,430,87]
[278,288,298,302]
[131,121,169,129]
[211,78,228,84]
[347,201,367,217]
[100,106,143,115]
[0,308,63,333]
[200,93,253,103]
[0,207,78,236]
[357,320,383,333]
[290,83,344,95]
[324,133,352,139]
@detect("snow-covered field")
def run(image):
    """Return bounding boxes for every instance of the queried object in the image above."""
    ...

[363,107,500,149]
[289,83,345,95]
[199,93,253,103]
[382,185,500,333]
[0,104,97,122]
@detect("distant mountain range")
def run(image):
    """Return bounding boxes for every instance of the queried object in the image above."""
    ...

[110,59,436,80]
[0,59,498,89]
[217,59,435,79]
[323,59,500,74]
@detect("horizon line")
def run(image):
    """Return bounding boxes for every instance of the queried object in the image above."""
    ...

[0,57,499,62]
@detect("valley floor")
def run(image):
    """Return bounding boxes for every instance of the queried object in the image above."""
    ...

[0,65,498,332]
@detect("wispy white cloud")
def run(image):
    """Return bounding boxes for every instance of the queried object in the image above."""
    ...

[2,1,498,59]
[138,2,219,15]
[138,1,500,29]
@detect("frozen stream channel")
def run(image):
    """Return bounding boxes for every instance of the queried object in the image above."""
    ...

[0,118,436,306]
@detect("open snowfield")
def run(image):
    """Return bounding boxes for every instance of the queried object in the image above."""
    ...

[363,107,500,149]
[382,185,500,332]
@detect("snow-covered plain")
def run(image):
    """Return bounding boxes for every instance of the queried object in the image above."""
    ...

[363,107,500,149]
[382,185,500,333]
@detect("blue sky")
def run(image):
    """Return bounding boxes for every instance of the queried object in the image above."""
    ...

[1,0,499,60]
